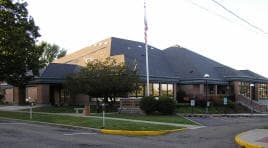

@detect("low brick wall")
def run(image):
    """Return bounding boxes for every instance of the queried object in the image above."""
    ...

[237,95,267,113]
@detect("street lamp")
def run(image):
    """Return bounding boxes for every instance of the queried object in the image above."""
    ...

[250,83,254,113]
[204,74,210,114]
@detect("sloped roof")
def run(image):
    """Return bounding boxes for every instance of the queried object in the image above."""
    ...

[110,37,179,82]
[29,63,81,84]
[163,46,226,80]
[163,46,268,83]
[30,37,268,84]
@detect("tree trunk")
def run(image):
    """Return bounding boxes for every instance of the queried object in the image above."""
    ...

[18,86,26,105]
[103,97,108,103]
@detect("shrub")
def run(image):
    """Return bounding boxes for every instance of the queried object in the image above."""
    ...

[139,96,158,114]
[157,96,177,115]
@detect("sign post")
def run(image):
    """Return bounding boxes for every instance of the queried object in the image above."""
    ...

[190,99,195,114]
[102,103,105,128]
[26,97,35,120]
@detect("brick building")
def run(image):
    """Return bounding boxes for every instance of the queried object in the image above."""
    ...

[4,37,268,111]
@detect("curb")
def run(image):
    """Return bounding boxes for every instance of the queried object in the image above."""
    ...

[181,114,268,118]
[100,128,187,136]
[235,131,264,148]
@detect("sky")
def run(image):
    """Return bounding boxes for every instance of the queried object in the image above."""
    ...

[26,0,268,77]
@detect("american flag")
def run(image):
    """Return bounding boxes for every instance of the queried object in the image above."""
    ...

[144,1,148,44]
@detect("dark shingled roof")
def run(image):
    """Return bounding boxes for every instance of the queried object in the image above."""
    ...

[30,37,268,84]
[29,63,81,84]
[110,37,179,82]
[163,46,228,80]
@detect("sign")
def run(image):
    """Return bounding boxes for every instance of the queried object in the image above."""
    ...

[224,97,228,105]
[190,99,195,107]
[207,101,210,107]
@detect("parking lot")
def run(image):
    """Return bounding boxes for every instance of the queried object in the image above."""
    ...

[0,116,267,148]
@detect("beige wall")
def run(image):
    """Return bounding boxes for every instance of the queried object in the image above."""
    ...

[53,38,113,66]
[26,87,38,101]
[26,84,50,104]
[4,88,14,104]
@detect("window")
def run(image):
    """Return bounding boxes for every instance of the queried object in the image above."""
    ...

[137,83,144,97]
[149,83,153,96]
[240,82,250,97]
[153,83,160,96]
[167,84,173,97]
[258,83,268,99]
[161,84,168,96]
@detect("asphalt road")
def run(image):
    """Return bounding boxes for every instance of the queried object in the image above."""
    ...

[0,116,267,148]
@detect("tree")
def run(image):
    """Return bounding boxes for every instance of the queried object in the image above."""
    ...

[65,58,139,104]
[0,0,42,104]
[37,41,67,66]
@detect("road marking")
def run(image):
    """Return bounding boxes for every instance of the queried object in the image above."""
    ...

[64,132,97,136]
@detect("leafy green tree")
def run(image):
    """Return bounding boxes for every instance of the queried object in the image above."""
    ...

[37,41,67,66]
[65,58,139,104]
[0,0,42,104]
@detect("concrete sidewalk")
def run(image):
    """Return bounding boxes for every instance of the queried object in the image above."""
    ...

[235,129,268,148]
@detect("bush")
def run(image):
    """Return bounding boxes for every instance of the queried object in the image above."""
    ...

[139,96,158,114]
[157,96,177,115]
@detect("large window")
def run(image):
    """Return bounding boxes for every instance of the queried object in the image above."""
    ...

[130,83,173,97]
[239,82,250,97]
[153,83,160,96]
[167,84,174,97]
[149,83,153,96]
[161,83,174,97]
[137,83,144,97]
[161,84,168,96]
[258,83,268,99]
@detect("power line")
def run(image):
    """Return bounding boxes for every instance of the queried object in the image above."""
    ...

[187,0,234,24]
[210,0,268,35]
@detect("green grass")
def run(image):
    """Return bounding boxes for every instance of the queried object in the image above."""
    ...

[263,126,268,129]
[0,111,180,131]
[93,113,196,125]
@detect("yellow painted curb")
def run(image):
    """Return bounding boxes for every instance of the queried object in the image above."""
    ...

[235,132,264,148]
[100,128,187,136]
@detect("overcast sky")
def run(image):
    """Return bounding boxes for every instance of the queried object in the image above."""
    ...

[26,0,268,77]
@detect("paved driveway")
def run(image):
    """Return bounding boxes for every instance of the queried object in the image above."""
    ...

[1,116,268,148]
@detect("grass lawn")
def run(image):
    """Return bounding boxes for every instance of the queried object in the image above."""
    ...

[0,111,181,131]
[93,113,196,125]
[27,106,196,125]
[263,126,268,129]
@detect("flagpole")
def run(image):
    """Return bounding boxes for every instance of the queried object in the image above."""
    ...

[144,0,150,96]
